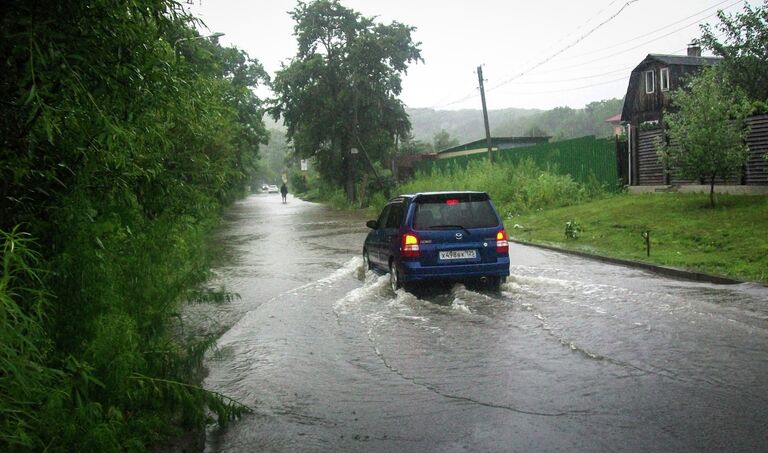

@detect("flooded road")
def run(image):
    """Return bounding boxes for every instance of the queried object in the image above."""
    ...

[197,194,768,452]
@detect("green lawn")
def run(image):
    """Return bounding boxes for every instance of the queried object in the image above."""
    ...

[509,193,768,284]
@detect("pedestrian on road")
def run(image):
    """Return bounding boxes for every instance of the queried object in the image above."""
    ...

[280,182,288,204]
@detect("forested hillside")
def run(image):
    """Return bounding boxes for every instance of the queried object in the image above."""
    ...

[406,98,623,145]
[267,99,624,150]
[406,107,542,144]
[492,98,624,140]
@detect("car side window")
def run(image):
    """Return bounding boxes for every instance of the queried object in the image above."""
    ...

[385,203,404,229]
[376,205,391,229]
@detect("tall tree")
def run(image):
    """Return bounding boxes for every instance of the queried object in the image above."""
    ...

[398,132,433,155]
[432,129,459,151]
[271,0,421,200]
[699,1,768,105]
[657,67,752,208]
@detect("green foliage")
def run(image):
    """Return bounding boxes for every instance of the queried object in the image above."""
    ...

[0,228,59,449]
[1,0,263,449]
[367,191,390,216]
[564,221,582,240]
[657,67,752,207]
[699,1,768,104]
[397,131,434,155]
[432,129,460,151]
[271,0,422,198]
[288,169,310,194]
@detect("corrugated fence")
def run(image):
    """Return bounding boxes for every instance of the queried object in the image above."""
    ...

[413,136,620,191]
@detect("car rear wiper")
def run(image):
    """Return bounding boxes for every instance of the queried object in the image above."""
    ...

[428,224,471,236]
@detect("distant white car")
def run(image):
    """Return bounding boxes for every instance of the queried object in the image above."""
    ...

[267,185,279,193]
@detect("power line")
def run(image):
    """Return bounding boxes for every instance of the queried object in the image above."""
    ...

[502,76,629,96]
[488,0,641,91]
[509,65,634,84]
[500,30,728,98]
[540,0,623,55]
[555,0,742,62]
[431,0,640,109]
[427,0,741,109]
[501,2,740,81]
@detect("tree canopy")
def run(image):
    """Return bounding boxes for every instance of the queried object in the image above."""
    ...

[270,0,422,199]
[432,130,460,151]
[657,67,752,207]
[699,0,768,106]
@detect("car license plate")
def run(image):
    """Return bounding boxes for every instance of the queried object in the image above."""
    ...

[439,249,477,260]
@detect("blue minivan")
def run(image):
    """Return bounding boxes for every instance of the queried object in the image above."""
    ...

[363,191,510,291]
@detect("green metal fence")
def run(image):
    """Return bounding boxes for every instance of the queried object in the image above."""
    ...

[413,136,620,191]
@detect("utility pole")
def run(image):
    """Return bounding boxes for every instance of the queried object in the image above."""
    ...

[477,65,493,165]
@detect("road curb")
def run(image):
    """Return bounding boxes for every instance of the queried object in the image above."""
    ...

[509,239,743,285]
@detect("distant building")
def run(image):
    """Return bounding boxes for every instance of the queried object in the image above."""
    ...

[390,153,438,181]
[435,136,550,160]
[604,113,623,137]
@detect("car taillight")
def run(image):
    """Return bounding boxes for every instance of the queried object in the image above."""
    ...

[496,229,509,254]
[401,232,420,259]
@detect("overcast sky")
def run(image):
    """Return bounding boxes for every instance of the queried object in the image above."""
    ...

[186,0,753,111]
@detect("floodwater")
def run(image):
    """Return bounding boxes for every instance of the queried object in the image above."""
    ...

[191,193,768,452]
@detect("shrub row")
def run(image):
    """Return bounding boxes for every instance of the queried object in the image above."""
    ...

[1,1,265,450]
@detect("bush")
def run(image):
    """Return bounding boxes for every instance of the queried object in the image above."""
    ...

[0,228,58,450]
[288,169,310,194]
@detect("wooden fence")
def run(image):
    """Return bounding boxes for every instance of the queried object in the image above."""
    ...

[745,114,768,185]
[633,114,768,186]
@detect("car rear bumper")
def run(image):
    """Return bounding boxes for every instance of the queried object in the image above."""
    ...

[400,257,510,282]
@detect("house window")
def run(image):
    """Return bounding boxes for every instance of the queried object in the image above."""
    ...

[660,67,670,91]
[645,70,655,94]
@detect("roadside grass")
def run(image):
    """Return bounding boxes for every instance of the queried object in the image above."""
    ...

[510,193,768,284]
[397,158,609,215]
[300,158,613,219]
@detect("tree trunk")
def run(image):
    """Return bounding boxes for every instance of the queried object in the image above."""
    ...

[709,174,716,208]
[345,152,356,203]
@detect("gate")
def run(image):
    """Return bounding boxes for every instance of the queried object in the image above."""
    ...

[636,128,665,185]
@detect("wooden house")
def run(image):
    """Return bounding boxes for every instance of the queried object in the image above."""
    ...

[620,46,721,127]
[620,45,724,186]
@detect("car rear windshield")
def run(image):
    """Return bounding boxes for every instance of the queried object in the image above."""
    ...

[412,193,500,229]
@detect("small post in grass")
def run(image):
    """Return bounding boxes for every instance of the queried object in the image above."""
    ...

[641,230,651,257]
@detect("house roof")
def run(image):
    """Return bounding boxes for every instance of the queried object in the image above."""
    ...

[634,54,722,71]
[437,136,550,154]
[604,113,622,123]
[620,53,722,122]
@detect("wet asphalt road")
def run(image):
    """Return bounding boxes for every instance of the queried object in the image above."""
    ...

[192,193,768,452]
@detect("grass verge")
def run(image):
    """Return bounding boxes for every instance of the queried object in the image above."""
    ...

[510,192,768,284]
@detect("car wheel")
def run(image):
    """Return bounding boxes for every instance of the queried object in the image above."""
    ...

[487,276,504,291]
[363,249,372,270]
[389,261,400,292]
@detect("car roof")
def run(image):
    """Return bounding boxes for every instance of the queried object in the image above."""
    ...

[388,191,488,202]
